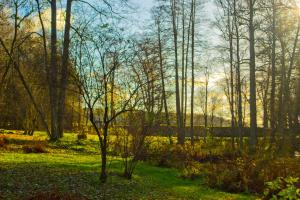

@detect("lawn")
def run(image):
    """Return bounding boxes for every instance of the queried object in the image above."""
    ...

[0,132,255,200]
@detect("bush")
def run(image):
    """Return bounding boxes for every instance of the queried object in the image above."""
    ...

[180,160,202,180]
[205,156,258,193]
[77,133,87,140]
[263,177,300,200]
[22,143,47,153]
[0,136,8,148]
[205,154,300,194]
[145,143,188,168]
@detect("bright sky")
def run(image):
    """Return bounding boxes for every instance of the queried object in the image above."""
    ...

[130,0,154,20]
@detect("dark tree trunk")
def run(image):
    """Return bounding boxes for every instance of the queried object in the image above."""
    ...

[190,0,195,145]
[171,0,184,144]
[57,0,73,138]
[50,0,59,140]
[157,18,172,144]
[249,0,257,153]
[234,0,243,150]
[270,0,276,143]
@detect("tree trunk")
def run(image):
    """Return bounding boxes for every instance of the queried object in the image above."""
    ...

[50,0,59,140]
[57,0,73,138]
[181,0,185,128]
[270,0,276,143]
[234,0,243,150]
[157,18,172,144]
[249,0,257,153]
[190,0,195,145]
[100,131,107,183]
[227,1,235,149]
[204,67,208,143]
[171,0,184,144]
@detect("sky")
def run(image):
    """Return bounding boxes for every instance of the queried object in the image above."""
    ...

[124,1,259,124]
[130,0,155,21]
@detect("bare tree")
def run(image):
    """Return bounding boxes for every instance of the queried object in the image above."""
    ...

[248,0,257,153]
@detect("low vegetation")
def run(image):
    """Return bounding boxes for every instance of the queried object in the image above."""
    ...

[0,131,256,200]
[1,131,299,199]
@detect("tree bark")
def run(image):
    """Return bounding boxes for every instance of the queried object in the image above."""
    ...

[249,0,257,153]
[50,0,59,140]
[171,0,184,144]
[190,0,195,145]
[234,0,243,150]
[157,17,172,144]
[57,0,73,138]
[270,0,276,143]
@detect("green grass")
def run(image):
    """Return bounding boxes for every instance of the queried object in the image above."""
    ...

[0,132,255,200]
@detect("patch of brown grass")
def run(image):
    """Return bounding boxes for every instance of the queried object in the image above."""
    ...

[22,143,47,153]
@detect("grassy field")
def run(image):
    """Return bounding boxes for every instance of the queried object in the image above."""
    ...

[0,131,255,200]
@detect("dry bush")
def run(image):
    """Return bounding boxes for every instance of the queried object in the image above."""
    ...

[205,155,300,194]
[205,156,263,193]
[180,160,203,180]
[77,133,87,140]
[0,136,8,148]
[22,143,47,153]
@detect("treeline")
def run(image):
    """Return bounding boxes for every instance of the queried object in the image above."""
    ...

[215,0,300,151]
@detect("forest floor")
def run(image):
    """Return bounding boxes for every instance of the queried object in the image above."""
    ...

[0,132,255,200]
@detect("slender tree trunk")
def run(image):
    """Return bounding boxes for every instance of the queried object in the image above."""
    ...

[110,59,116,126]
[184,14,191,130]
[190,0,195,145]
[171,0,184,144]
[100,124,108,183]
[204,67,208,143]
[57,0,73,138]
[100,73,109,182]
[262,53,271,132]
[181,0,185,127]
[286,18,300,129]
[157,18,172,144]
[234,0,243,150]
[278,40,286,135]
[249,0,257,153]
[270,0,276,144]
[227,1,235,149]
[50,0,59,140]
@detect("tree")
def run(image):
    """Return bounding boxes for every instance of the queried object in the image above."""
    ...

[248,0,257,153]
[72,22,143,182]
[170,0,184,144]
[153,5,173,144]
[190,0,195,145]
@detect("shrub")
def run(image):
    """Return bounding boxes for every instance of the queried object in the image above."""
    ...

[0,136,8,148]
[180,160,202,180]
[205,154,300,194]
[263,177,300,200]
[77,133,87,140]
[22,143,47,153]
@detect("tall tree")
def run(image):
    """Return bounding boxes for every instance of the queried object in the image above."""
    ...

[248,0,257,153]
[190,0,195,145]
[270,0,276,143]
[171,0,184,144]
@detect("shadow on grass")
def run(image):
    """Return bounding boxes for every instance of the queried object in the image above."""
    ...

[0,152,254,200]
